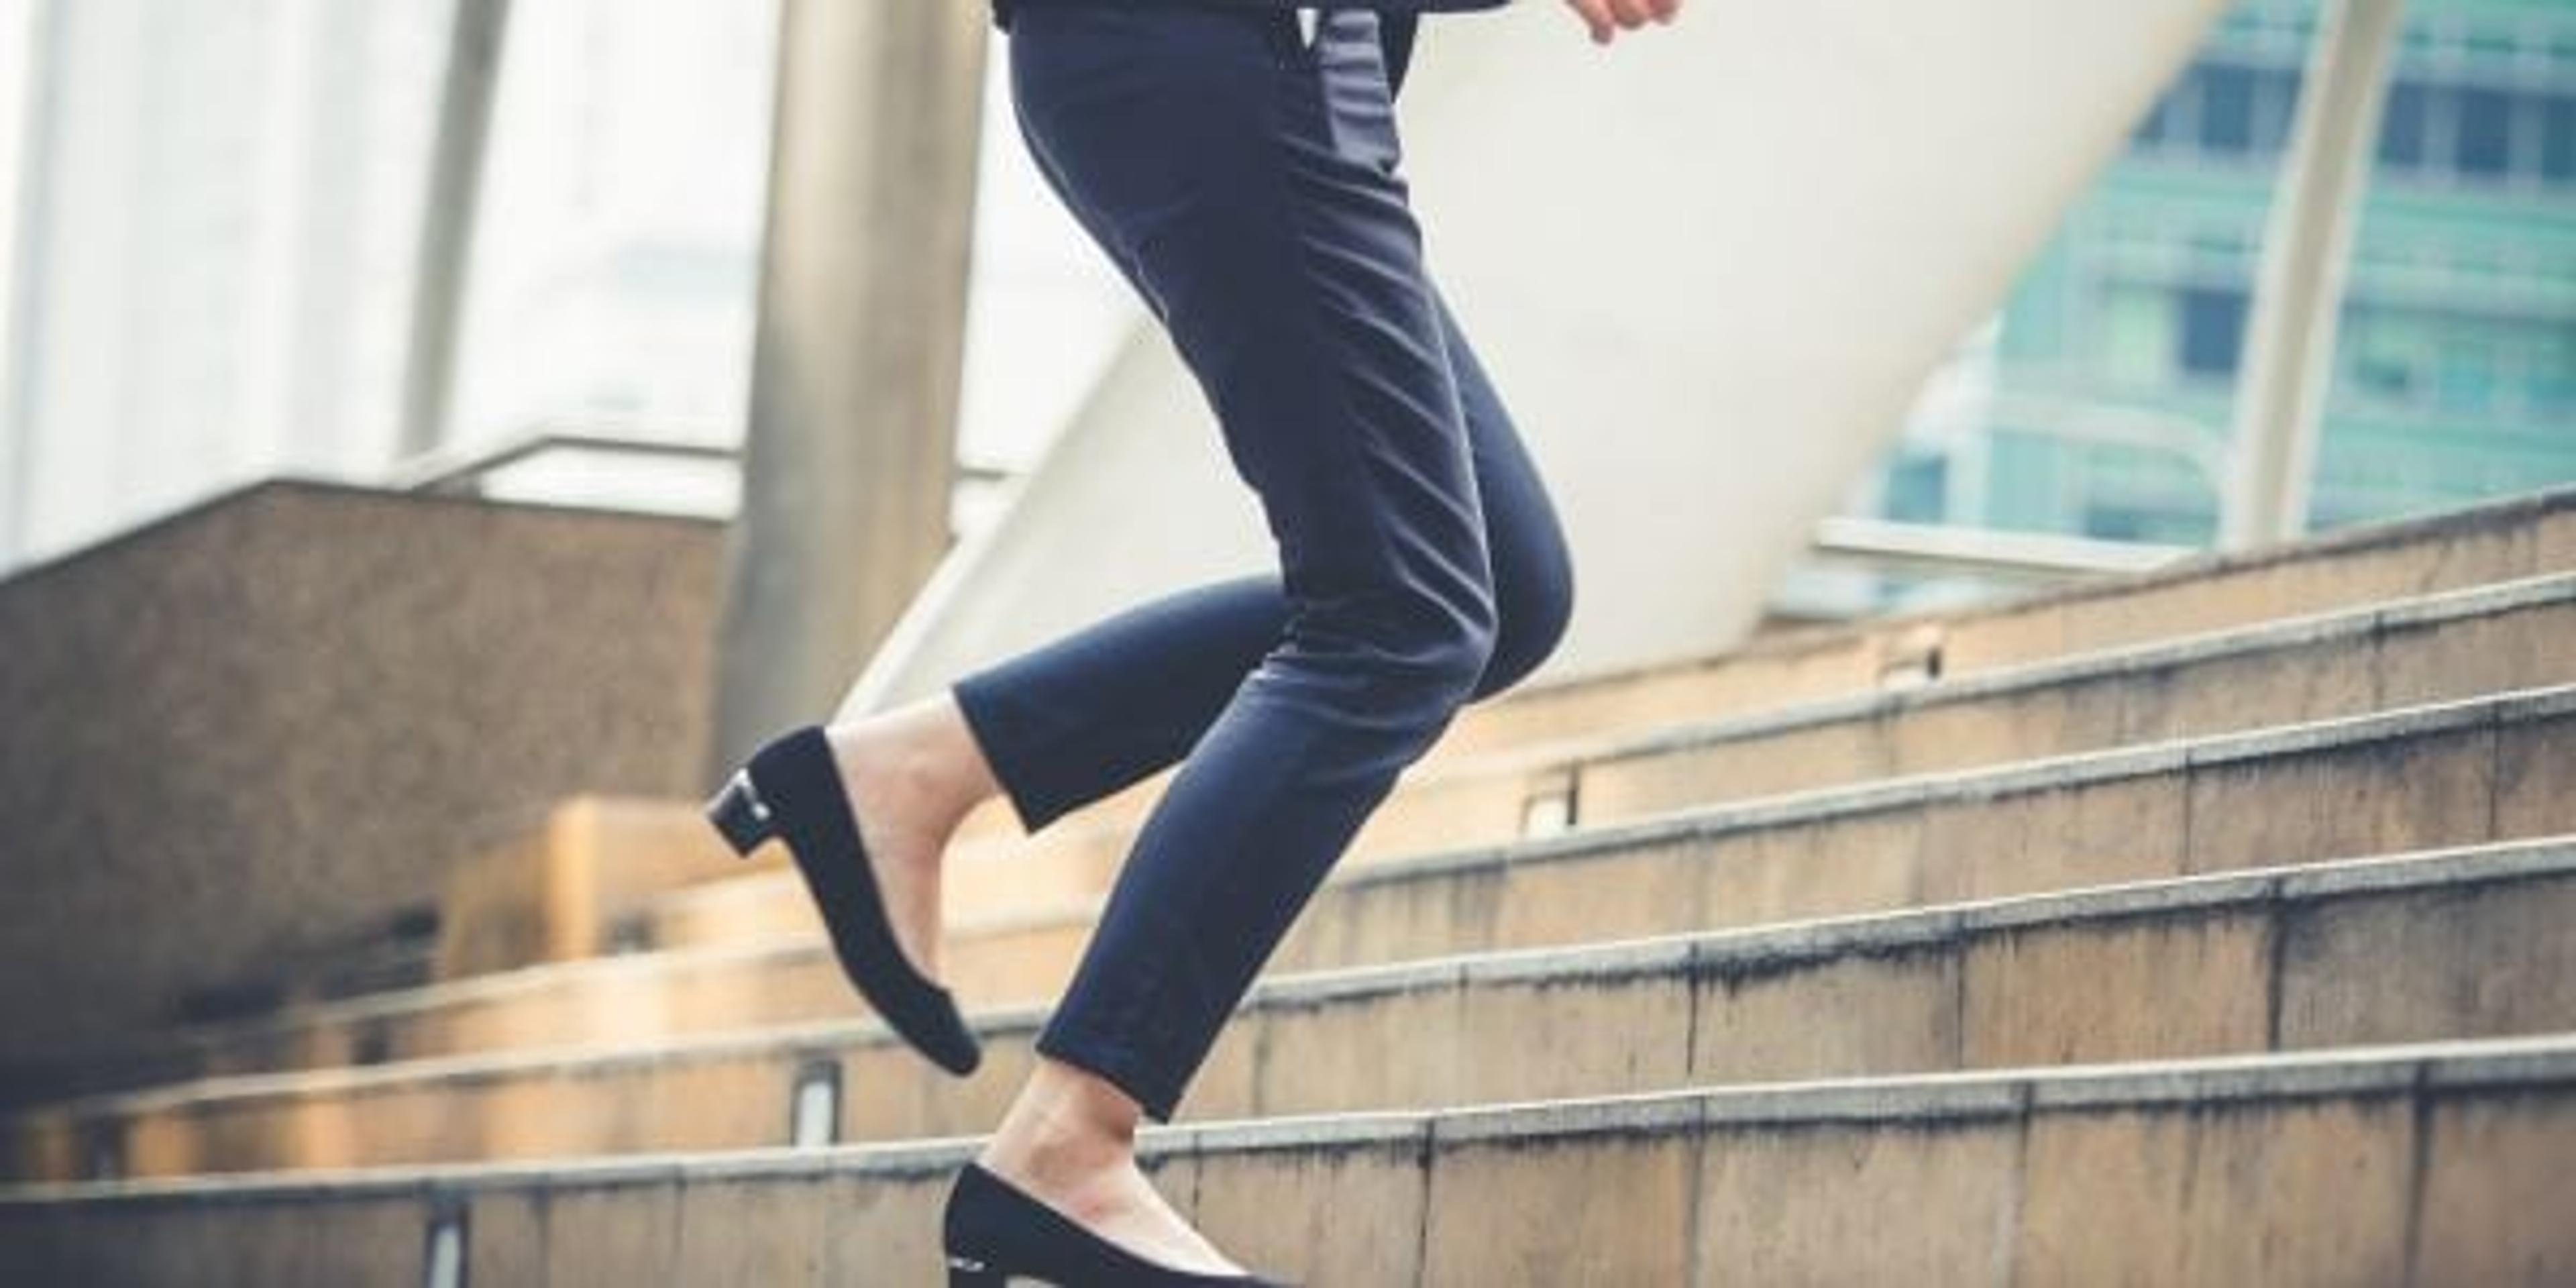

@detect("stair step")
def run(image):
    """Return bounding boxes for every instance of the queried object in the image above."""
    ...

[642,570,2576,959]
[30,683,2576,1104]
[1428,478,2574,757]
[431,487,2576,987]
[429,796,744,982]
[5,1036,2570,1284]
[7,489,2573,1283]
[14,837,2570,1181]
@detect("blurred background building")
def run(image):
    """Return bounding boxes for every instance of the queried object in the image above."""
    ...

[0,0,779,563]
[3,0,2565,593]
[1,0,444,559]
[1843,0,2573,580]
[0,0,1111,571]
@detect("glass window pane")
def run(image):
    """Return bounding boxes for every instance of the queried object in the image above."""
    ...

[1882,451,1949,525]
[2455,87,2513,176]
[2435,329,2500,412]
[2200,63,2257,152]
[2379,80,2428,169]
[2533,326,2576,413]
[2102,284,2174,384]
[2178,285,2248,376]
[2253,66,2302,154]
[2340,304,2428,402]
[2545,96,2575,183]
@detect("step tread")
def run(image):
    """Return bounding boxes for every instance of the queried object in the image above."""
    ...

[1448,482,2576,710]
[24,681,2573,1097]
[10,1030,2573,1206]
[24,832,2573,1116]
[651,568,2576,916]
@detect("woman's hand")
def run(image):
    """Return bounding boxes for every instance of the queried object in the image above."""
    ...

[1563,0,1680,45]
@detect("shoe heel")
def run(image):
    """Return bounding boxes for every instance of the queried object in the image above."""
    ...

[704,769,775,859]
[945,1253,1005,1287]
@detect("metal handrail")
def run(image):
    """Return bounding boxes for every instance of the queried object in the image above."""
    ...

[1810,516,2195,582]
[1974,390,2233,493]
[390,419,2198,589]
[387,420,1012,497]
[391,427,737,496]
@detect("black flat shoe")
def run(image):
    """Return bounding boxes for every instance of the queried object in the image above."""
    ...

[942,1162,1293,1287]
[704,724,981,1075]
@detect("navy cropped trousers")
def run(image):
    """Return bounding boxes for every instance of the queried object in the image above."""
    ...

[949,1,1576,1123]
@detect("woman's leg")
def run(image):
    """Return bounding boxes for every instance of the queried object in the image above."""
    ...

[821,143,1574,1018]
[944,271,1574,839]
[843,281,1570,1002]
[944,2,1570,841]
[1002,5,1572,1120]
[953,1,1564,1273]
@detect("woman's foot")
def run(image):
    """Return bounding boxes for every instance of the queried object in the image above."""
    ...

[820,692,1004,984]
[975,1057,1247,1277]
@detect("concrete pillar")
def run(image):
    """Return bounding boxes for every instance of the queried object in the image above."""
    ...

[2220,0,2404,549]
[396,0,509,460]
[705,0,987,778]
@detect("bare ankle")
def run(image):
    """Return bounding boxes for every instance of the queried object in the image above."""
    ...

[916,692,1005,812]
[982,1059,1144,1183]
[971,1061,1246,1276]
[830,695,1000,828]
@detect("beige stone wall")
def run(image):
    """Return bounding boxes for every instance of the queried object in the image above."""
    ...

[0,480,723,1083]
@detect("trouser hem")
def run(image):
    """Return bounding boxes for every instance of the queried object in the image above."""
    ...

[1034,1022,1186,1125]
[948,672,1054,836]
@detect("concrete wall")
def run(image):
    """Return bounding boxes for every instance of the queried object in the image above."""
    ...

[0,480,723,1084]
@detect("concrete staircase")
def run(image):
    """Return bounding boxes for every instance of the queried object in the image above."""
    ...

[3,486,2571,1284]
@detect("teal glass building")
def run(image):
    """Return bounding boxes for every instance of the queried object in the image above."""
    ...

[1868,0,2574,549]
